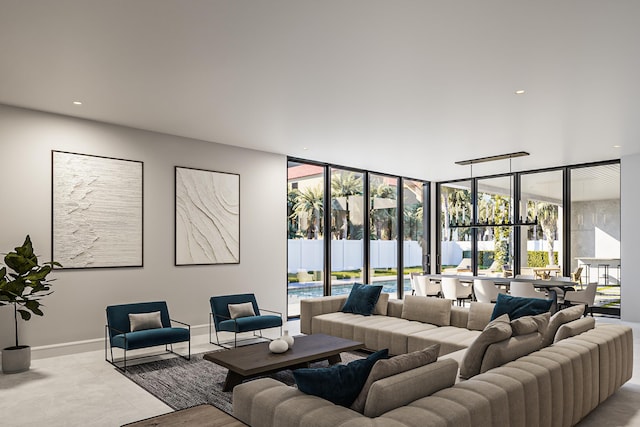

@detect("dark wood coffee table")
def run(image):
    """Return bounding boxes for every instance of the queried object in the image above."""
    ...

[203,333,364,391]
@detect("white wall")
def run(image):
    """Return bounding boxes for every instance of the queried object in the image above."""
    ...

[0,104,286,351]
[621,153,640,322]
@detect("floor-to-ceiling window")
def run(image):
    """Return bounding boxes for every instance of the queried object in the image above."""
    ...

[286,161,325,316]
[570,163,620,314]
[439,180,473,273]
[369,174,399,297]
[520,170,564,278]
[436,160,621,316]
[287,158,429,317]
[403,179,428,294]
[330,168,365,297]
[476,175,514,276]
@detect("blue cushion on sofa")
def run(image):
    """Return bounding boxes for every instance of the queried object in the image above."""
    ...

[341,284,383,316]
[293,349,389,407]
[491,293,553,320]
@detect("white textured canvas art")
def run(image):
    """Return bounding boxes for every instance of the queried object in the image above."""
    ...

[175,167,240,265]
[52,151,143,268]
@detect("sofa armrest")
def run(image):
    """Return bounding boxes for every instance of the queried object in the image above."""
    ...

[363,358,458,418]
[233,378,366,427]
[300,295,348,335]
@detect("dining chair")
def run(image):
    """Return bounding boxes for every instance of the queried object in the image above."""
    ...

[473,279,505,303]
[415,275,442,297]
[441,277,472,306]
[509,281,549,299]
[563,283,597,316]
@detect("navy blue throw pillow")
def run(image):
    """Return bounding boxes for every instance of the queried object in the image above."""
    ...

[491,293,553,320]
[293,349,389,407]
[341,284,383,316]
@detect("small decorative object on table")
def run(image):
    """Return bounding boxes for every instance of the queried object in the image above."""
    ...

[269,338,289,354]
[281,330,294,348]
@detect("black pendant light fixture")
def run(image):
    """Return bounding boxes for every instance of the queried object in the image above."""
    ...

[448,151,539,228]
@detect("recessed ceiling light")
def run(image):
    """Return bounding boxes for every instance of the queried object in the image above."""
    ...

[613,145,621,148]
[72,101,82,105]
[515,90,525,95]
[303,147,308,150]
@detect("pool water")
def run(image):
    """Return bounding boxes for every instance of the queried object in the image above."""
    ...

[287,278,412,302]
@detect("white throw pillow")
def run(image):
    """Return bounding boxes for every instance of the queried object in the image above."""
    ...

[129,311,163,332]
[228,302,256,319]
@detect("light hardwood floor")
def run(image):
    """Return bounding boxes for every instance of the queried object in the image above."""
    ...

[1,319,638,426]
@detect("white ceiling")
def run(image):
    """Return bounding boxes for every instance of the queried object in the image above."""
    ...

[1,1,639,181]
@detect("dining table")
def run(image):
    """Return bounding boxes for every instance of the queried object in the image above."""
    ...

[421,274,578,313]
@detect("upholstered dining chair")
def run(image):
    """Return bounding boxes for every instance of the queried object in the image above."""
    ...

[415,275,442,297]
[473,279,505,303]
[509,282,549,299]
[563,283,597,316]
[441,277,472,306]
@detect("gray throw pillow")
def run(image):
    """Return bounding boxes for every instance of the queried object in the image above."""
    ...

[228,302,256,319]
[467,302,496,331]
[541,304,585,347]
[511,312,550,336]
[459,314,512,379]
[350,344,440,413]
[373,292,390,316]
[129,311,162,332]
[401,295,451,326]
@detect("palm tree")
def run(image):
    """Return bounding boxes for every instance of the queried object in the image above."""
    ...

[293,185,324,239]
[287,185,300,238]
[331,172,363,240]
[538,202,559,264]
[370,182,396,240]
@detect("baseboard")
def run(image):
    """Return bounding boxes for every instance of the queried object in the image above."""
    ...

[28,323,211,360]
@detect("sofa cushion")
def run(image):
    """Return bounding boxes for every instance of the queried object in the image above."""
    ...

[553,316,595,343]
[372,292,390,316]
[293,349,388,407]
[491,293,553,320]
[351,344,440,413]
[480,332,544,373]
[459,314,512,379]
[467,302,495,331]
[228,302,256,319]
[128,311,162,332]
[341,284,383,316]
[541,304,586,347]
[363,358,459,418]
[401,295,451,326]
[511,312,550,336]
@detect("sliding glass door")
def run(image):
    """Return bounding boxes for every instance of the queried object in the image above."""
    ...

[330,168,365,297]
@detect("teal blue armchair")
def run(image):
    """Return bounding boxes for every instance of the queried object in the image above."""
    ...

[209,294,282,348]
[105,301,190,371]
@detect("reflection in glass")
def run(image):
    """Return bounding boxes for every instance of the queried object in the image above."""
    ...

[369,174,398,297]
[571,164,620,312]
[287,161,325,316]
[404,180,426,295]
[520,170,564,279]
[330,169,364,297]
[440,181,472,273]
[476,176,513,276]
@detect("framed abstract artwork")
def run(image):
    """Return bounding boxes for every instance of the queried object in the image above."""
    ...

[52,151,143,269]
[175,166,240,265]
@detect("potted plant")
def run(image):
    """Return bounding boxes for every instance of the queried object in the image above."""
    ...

[0,235,60,374]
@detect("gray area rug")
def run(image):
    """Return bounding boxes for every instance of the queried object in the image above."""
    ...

[121,350,364,414]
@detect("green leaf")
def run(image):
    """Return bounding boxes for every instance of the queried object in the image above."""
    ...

[17,309,31,321]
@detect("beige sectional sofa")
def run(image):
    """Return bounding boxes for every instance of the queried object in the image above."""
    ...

[233,295,633,427]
